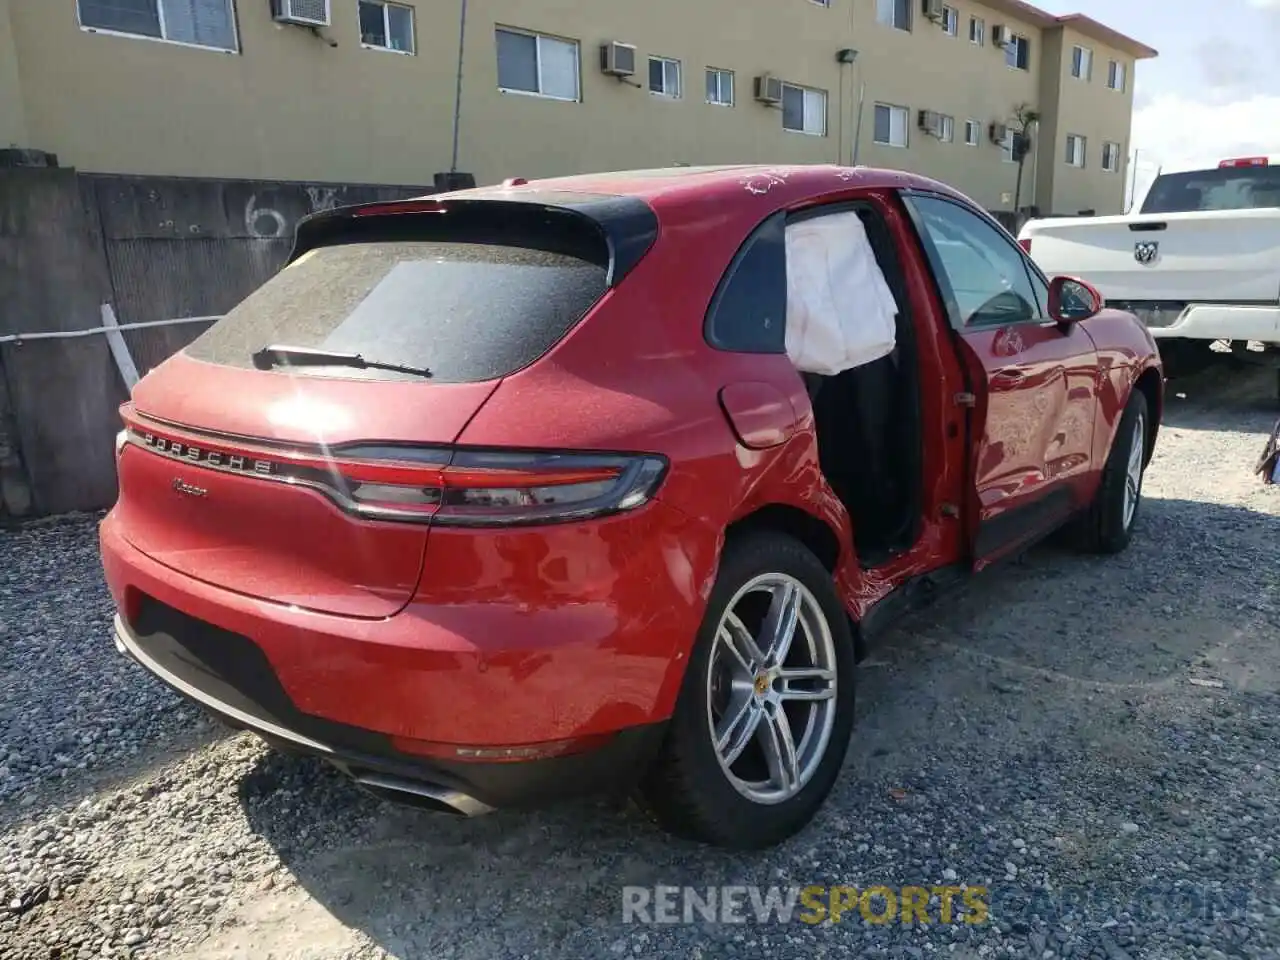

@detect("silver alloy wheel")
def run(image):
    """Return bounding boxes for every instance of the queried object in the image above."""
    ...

[706,573,838,806]
[1123,410,1146,530]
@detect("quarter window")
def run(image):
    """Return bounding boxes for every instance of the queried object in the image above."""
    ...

[904,194,1044,330]
[704,214,788,353]
[77,0,238,51]
[496,28,581,101]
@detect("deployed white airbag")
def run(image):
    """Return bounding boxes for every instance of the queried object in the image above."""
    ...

[784,212,899,376]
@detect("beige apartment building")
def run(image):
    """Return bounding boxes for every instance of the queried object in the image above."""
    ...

[0,0,1154,215]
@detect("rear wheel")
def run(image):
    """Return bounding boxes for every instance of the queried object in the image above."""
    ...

[637,532,856,849]
[1072,390,1149,554]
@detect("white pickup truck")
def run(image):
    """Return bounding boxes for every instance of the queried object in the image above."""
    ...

[1018,157,1280,380]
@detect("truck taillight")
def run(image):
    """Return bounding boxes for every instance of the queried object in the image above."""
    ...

[1018,238,1032,253]
[1219,157,1269,168]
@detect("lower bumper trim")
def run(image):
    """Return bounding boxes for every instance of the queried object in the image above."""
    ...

[113,614,495,817]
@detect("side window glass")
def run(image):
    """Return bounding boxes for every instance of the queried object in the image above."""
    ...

[1026,261,1050,316]
[904,195,1044,329]
[704,213,787,353]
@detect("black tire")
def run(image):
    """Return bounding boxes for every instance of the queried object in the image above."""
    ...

[636,531,857,849]
[1072,390,1150,554]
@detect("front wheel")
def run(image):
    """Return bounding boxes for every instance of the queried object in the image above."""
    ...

[1072,390,1149,554]
[637,532,856,849]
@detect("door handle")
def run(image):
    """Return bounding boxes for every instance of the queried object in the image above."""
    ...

[991,369,1027,388]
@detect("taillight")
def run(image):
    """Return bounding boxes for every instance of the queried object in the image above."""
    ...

[119,410,667,527]
[1018,237,1032,253]
[342,448,668,527]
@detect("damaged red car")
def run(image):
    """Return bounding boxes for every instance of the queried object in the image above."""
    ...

[100,165,1163,849]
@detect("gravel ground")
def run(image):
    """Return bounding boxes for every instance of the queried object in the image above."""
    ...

[2,364,1278,960]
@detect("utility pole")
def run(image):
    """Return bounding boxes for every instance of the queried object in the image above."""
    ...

[1126,149,1141,213]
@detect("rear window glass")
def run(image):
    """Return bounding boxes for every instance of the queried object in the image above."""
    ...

[185,241,609,382]
[1141,166,1280,214]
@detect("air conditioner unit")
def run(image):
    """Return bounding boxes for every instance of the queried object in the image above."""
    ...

[600,41,637,78]
[271,0,331,27]
[918,109,942,135]
[989,122,1009,144]
[923,0,944,22]
[991,24,1009,47]
[754,74,784,105]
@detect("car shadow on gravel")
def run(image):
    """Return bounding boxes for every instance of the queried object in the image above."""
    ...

[231,497,1278,958]
[1160,364,1279,434]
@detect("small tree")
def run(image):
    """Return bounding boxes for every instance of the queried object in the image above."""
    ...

[1010,103,1041,219]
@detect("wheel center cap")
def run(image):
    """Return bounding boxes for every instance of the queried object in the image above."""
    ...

[753,673,770,696]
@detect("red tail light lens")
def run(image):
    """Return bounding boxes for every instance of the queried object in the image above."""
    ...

[120,410,667,527]
[1018,237,1032,253]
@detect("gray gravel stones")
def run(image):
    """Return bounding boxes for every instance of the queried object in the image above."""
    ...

[1,366,1279,960]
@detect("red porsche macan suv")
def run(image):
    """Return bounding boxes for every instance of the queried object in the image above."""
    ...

[101,165,1163,849]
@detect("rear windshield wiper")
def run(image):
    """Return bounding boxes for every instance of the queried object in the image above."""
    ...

[251,345,432,379]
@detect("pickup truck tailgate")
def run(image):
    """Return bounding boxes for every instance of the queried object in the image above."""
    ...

[1022,209,1280,304]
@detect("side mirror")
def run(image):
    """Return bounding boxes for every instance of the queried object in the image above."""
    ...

[1048,275,1103,324]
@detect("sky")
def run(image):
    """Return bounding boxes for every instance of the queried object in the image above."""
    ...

[1034,0,1280,204]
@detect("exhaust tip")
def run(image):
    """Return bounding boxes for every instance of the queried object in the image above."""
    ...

[351,771,495,817]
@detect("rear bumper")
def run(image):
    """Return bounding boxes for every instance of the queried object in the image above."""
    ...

[1138,304,1280,344]
[112,609,668,812]
[99,503,717,808]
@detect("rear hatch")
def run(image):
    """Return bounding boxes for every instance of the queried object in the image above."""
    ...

[1021,162,1280,304]
[115,193,658,619]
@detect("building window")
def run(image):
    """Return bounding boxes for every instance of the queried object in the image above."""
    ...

[1102,141,1122,173]
[1071,44,1093,80]
[809,0,830,5]
[496,28,581,101]
[1108,60,1127,91]
[782,84,827,135]
[1065,134,1087,168]
[937,115,955,142]
[649,57,682,98]
[1001,130,1017,164]
[876,0,911,31]
[359,1,414,54]
[1005,33,1030,70]
[706,68,734,106]
[77,0,238,52]
[969,16,984,44]
[873,104,909,147]
[941,6,958,36]
[965,119,981,146]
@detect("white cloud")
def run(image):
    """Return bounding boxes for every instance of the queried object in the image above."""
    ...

[1131,93,1280,175]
